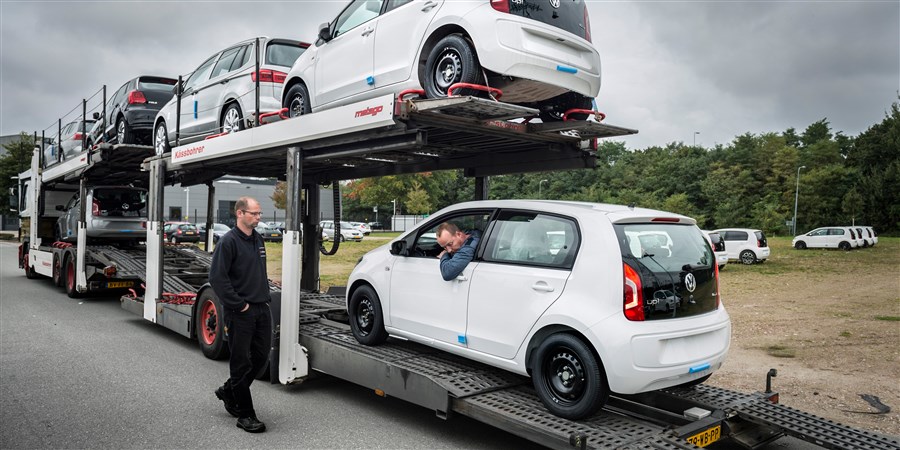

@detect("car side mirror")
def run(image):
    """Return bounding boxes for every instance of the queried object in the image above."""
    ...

[390,240,408,256]
[92,112,100,120]
[318,22,332,43]
[55,205,65,211]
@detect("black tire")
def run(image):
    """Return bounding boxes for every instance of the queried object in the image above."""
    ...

[795,241,807,250]
[64,256,81,298]
[23,250,38,279]
[739,250,756,265]
[117,116,133,144]
[222,103,244,134]
[839,241,851,251]
[423,34,483,98]
[284,83,312,118]
[348,285,388,345]
[154,121,170,156]
[718,264,726,271]
[676,374,712,389]
[532,333,607,420]
[170,235,177,244]
[195,289,229,360]
[538,92,594,123]
[52,255,64,287]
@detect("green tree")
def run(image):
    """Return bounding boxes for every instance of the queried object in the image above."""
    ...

[0,133,35,211]
[271,181,287,210]
[405,180,431,214]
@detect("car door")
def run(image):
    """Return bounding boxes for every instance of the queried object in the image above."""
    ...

[806,228,828,248]
[314,0,383,107]
[388,210,492,347]
[178,54,219,141]
[106,82,129,142]
[466,211,575,359]
[196,45,246,135]
[723,230,748,258]
[372,0,443,89]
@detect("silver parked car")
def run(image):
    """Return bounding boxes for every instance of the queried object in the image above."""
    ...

[153,37,309,155]
[43,119,96,167]
[320,220,363,242]
[56,186,148,242]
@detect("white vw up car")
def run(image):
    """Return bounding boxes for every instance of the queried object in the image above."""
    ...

[713,228,770,265]
[793,227,856,250]
[346,200,730,419]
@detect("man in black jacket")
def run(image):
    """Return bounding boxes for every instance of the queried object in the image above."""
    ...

[209,196,271,433]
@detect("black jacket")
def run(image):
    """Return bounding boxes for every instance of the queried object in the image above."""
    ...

[209,226,270,312]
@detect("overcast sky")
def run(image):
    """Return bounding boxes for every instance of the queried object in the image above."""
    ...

[1,1,897,149]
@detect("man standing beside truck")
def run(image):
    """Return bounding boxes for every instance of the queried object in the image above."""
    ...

[209,196,271,433]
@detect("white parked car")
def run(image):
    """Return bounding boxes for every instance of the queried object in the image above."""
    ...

[346,200,730,419]
[712,228,770,265]
[861,226,878,247]
[349,221,371,235]
[321,220,363,242]
[792,227,857,250]
[282,0,601,122]
[154,37,309,155]
[703,230,728,270]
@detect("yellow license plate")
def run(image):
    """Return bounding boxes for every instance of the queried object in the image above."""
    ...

[107,281,134,289]
[687,425,721,447]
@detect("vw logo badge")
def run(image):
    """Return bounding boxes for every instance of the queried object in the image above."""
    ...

[684,273,697,293]
[549,0,560,8]
[122,203,130,210]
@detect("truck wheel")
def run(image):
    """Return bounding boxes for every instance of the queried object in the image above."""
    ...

[739,250,757,265]
[532,333,607,420]
[196,289,229,360]
[52,255,64,287]
[24,250,38,279]
[348,285,388,345]
[424,34,482,98]
[64,256,81,298]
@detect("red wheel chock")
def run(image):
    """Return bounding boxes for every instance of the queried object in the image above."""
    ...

[447,83,503,100]
[563,109,606,122]
[259,108,289,122]
[397,89,426,101]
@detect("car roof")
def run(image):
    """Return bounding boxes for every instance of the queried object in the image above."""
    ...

[713,228,761,232]
[439,200,696,225]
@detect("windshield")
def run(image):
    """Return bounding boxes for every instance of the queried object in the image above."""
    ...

[92,188,147,217]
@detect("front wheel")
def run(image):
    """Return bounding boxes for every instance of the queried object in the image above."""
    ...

[794,241,807,250]
[65,256,81,298]
[284,83,312,118]
[739,250,757,265]
[23,250,37,279]
[348,285,388,345]
[532,333,607,420]
[196,289,229,360]
[154,121,170,156]
[423,34,482,98]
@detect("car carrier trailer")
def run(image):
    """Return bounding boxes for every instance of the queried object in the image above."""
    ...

[19,93,900,449]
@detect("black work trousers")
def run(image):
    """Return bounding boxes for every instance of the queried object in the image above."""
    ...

[224,302,272,418]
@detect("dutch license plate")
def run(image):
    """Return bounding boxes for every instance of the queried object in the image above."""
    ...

[106,281,134,289]
[271,234,278,237]
[687,425,721,447]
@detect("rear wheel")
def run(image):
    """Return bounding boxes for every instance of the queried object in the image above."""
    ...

[348,285,388,345]
[65,256,81,298]
[196,289,229,360]
[739,250,756,265]
[795,241,807,250]
[532,333,606,420]
[423,34,483,98]
[117,116,133,144]
[284,84,312,118]
[23,250,37,279]
[222,103,244,134]
[52,255,64,287]
[154,121,170,156]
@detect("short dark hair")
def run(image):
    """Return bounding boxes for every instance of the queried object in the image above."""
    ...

[235,196,257,214]
[436,222,460,237]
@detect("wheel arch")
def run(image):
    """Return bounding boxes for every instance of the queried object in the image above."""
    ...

[191,283,215,340]
[417,24,474,88]
[282,77,310,110]
[219,98,243,128]
[524,324,606,382]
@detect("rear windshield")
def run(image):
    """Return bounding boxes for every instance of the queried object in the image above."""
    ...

[92,188,147,217]
[755,231,767,247]
[266,42,306,67]
[507,0,588,40]
[179,224,198,231]
[138,77,177,91]
[615,224,718,320]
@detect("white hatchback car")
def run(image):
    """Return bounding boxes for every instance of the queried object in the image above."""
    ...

[321,220,364,242]
[346,200,730,419]
[282,0,601,122]
[713,228,770,265]
[703,230,728,270]
[154,37,309,155]
[792,227,857,250]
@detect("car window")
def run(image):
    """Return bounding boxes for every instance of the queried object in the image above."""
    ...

[266,42,306,68]
[619,224,713,272]
[211,47,242,79]
[138,77,178,92]
[411,211,491,258]
[483,211,579,269]
[725,230,748,241]
[92,188,147,217]
[184,55,218,91]
[826,228,844,236]
[384,0,412,13]
[334,0,384,38]
[111,83,128,110]
[810,229,828,236]
[180,224,197,231]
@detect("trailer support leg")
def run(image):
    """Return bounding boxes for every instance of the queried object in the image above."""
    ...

[76,177,87,291]
[144,157,166,322]
[301,184,320,291]
[278,146,309,384]
[474,176,489,201]
[204,182,215,251]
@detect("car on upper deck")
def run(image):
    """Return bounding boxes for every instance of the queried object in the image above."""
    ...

[345,200,730,420]
[282,0,601,122]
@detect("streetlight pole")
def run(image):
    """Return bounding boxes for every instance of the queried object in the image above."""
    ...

[693,131,700,146]
[792,165,806,235]
[539,179,549,198]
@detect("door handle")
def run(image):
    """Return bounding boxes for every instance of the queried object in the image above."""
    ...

[531,282,554,292]
[456,275,468,282]
[422,1,437,11]
[361,27,374,37]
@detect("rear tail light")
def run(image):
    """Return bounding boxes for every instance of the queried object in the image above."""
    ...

[251,69,287,84]
[623,263,644,321]
[584,5,592,42]
[73,133,83,141]
[490,0,509,13]
[757,239,763,247]
[127,90,147,104]
[141,221,146,229]
[176,229,183,235]
[92,199,100,216]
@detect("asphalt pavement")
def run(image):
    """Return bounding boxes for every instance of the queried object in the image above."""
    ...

[0,241,544,449]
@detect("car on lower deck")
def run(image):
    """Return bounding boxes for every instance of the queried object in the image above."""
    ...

[55,186,148,242]
[282,0,600,122]
[345,200,730,420]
